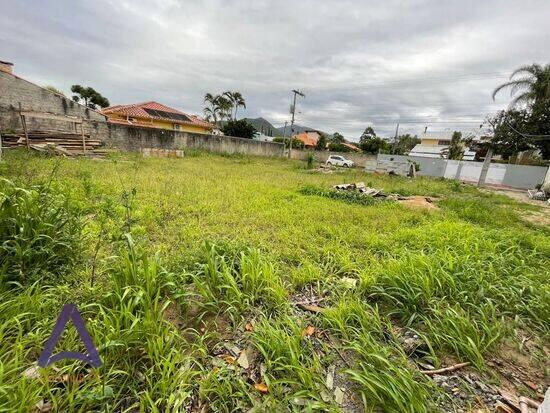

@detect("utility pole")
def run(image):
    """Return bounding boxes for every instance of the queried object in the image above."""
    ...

[289,89,305,158]
[281,121,288,147]
[392,122,400,154]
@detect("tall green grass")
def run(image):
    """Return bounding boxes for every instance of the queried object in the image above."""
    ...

[0,178,82,287]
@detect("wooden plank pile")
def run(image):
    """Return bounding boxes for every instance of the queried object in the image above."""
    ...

[1,130,107,156]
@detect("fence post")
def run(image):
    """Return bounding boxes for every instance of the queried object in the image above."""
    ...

[477,147,493,187]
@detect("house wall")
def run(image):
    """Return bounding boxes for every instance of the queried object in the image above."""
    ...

[420,138,440,146]
[377,154,548,189]
[0,71,106,136]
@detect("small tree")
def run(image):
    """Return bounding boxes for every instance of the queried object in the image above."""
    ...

[359,127,389,153]
[328,142,352,152]
[448,131,464,160]
[44,85,65,96]
[393,134,420,155]
[332,132,345,143]
[70,85,110,109]
[360,136,390,154]
[221,119,257,139]
[315,134,327,150]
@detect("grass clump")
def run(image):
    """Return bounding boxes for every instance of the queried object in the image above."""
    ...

[192,243,288,320]
[322,298,434,412]
[252,316,334,410]
[0,178,82,287]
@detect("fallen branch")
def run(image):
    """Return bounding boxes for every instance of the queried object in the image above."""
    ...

[296,303,325,313]
[420,362,470,375]
[519,396,540,413]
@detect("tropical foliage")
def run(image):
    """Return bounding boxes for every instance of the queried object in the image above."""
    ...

[489,63,550,160]
[492,63,550,108]
[204,91,247,126]
[221,119,257,139]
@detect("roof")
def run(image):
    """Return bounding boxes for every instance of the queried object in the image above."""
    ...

[0,60,14,65]
[340,142,361,152]
[293,131,319,147]
[421,130,483,141]
[102,101,213,129]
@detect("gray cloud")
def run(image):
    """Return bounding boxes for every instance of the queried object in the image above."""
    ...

[1,0,548,139]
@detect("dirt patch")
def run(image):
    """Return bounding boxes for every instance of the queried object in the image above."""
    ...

[518,209,550,227]
[398,196,439,210]
[484,187,550,208]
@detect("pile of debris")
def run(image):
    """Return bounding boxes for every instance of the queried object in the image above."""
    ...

[333,182,407,200]
[527,187,550,204]
[333,182,438,209]
[1,130,107,157]
[314,164,344,174]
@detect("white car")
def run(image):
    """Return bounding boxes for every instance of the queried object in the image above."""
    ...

[326,155,355,168]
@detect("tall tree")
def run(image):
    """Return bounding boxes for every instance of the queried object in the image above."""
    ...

[71,85,110,109]
[203,93,232,126]
[492,63,550,107]
[223,91,246,120]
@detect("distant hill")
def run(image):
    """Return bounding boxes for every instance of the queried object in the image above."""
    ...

[242,117,281,137]
[275,124,330,137]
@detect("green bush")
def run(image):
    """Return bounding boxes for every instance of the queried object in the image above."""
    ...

[0,179,82,286]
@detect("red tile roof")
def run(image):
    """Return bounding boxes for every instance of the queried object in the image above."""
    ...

[102,101,214,129]
[294,131,320,147]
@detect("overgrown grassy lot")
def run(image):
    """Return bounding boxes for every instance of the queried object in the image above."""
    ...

[1,150,548,412]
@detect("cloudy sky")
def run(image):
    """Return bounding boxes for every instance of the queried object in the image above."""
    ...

[1,0,549,140]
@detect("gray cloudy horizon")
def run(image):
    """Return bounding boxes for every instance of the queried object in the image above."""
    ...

[1,0,549,140]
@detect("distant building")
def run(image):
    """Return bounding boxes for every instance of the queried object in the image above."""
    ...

[102,101,214,134]
[409,131,478,160]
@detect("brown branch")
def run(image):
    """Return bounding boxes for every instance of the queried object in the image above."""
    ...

[420,362,470,375]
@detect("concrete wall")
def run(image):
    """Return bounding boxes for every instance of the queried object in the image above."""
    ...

[0,71,106,136]
[102,123,285,157]
[291,149,377,168]
[376,154,548,189]
[0,71,284,158]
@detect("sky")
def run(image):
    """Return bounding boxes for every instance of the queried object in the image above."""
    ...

[1,0,549,140]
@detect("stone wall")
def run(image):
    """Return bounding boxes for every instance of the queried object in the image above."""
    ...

[0,71,106,136]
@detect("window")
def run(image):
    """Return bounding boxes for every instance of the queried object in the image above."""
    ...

[438,140,451,145]
[173,124,180,130]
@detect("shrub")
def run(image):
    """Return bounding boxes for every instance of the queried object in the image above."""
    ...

[0,179,82,287]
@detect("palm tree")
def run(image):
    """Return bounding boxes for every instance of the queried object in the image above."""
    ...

[216,95,232,121]
[203,93,221,125]
[223,91,246,120]
[492,63,550,107]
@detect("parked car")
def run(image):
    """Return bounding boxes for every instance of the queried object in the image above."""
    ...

[326,155,355,167]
